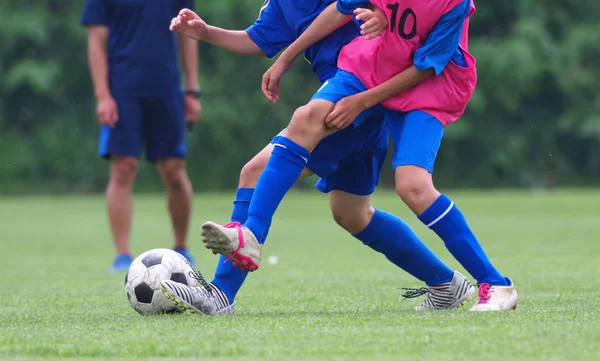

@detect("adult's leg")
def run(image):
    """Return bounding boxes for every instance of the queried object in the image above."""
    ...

[156,158,193,250]
[144,91,195,265]
[100,92,144,271]
[107,156,138,257]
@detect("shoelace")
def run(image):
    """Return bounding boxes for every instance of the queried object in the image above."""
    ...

[477,283,491,304]
[188,268,213,294]
[400,287,429,299]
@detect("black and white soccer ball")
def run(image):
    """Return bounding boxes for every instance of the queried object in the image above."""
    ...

[124,248,197,315]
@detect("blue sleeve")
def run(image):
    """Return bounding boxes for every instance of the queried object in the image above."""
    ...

[245,1,295,58]
[80,0,109,26]
[413,0,470,75]
[337,0,371,15]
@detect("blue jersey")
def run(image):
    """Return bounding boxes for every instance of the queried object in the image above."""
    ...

[80,0,195,95]
[246,0,361,83]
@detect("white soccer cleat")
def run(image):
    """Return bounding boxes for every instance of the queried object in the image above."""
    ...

[470,278,518,311]
[403,271,475,310]
[161,280,234,315]
[201,221,262,272]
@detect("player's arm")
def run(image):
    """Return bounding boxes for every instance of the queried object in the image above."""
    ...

[172,1,298,59]
[275,1,366,65]
[261,0,370,102]
[356,66,434,110]
[170,9,265,56]
[203,27,265,57]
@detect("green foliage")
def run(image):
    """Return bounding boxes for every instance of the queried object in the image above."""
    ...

[0,0,598,192]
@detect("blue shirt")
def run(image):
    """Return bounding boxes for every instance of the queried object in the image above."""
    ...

[338,0,470,75]
[80,0,195,95]
[246,0,362,84]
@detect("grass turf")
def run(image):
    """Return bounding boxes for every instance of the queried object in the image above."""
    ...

[0,190,598,360]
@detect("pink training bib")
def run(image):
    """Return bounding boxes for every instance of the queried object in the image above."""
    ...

[338,0,477,125]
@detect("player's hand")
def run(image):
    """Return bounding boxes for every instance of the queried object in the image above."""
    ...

[96,95,119,128]
[262,58,292,103]
[354,7,388,40]
[325,95,367,130]
[184,95,201,123]
[170,8,208,41]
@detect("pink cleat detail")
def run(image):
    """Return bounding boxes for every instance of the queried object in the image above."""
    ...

[201,221,262,272]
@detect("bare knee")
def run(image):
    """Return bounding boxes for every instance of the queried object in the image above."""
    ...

[329,192,374,234]
[394,166,439,213]
[109,157,138,187]
[286,104,327,140]
[158,159,189,191]
[331,206,374,234]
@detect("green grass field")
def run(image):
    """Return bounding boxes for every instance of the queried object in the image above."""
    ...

[1,190,599,361]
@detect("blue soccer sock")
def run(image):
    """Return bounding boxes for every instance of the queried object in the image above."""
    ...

[244,137,310,244]
[418,194,508,286]
[211,187,254,304]
[354,209,454,286]
[230,187,254,223]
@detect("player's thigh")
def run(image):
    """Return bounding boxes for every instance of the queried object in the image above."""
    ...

[142,91,186,162]
[328,190,374,234]
[99,94,144,159]
[386,109,444,173]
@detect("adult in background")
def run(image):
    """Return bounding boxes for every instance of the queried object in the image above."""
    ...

[81,0,201,271]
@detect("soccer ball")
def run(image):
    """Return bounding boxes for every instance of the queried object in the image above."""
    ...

[124,248,197,315]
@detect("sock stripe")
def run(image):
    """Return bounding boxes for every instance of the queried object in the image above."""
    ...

[273,144,308,162]
[425,201,455,228]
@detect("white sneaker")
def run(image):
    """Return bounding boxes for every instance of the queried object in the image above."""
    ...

[470,277,518,311]
[402,271,475,310]
[161,280,234,315]
[201,221,262,272]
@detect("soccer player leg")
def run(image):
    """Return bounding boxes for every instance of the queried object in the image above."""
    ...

[201,72,362,272]
[211,142,273,305]
[206,138,315,311]
[143,92,195,267]
[388,110,517,311]
[240,71,370,242]
[316,122,473,310]
[100,92,144,271]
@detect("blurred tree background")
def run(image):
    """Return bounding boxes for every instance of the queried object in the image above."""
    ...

[0,0,598,193]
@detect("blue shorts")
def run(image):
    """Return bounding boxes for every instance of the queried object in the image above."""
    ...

[271,69,388,196]
[310,69,444,174]
[98,89,186,162]
[385,109,444,173]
